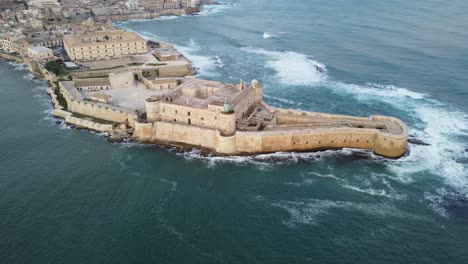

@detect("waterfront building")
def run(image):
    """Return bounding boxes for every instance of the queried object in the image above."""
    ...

[63,30,147,61]
[153,46,180,61]
[27,45,54,61]
[26,0,60,8]
[0,33,28,54]
[126,0,140,10]
[182,0,199,8]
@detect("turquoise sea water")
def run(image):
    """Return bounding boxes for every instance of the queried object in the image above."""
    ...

[1,0,468,263]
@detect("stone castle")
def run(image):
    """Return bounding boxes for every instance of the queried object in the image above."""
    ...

[55,67,408,158]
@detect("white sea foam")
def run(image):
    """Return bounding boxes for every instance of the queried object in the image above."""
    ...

[342,184,396,198]
[6,60,27,71]
[315,69,468,215]
[242,47,327,85]
[284,178,315,187]
[387,106,468,212]
[263,94,303,107]
[308,172,340,180]
[263,32,272,39]
[174,39,218,77]
[330,82,427,103]
[214,55,224,68]
[197,3,236,16]
[271,199,423,226]
[160,179,178,192]
[178,148,376,169]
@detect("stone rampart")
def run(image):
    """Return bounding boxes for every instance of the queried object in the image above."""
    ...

[65,115,113,132]
[133,112,408,158]
[67,100,138,127]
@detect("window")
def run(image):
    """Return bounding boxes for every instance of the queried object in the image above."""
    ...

[187,111,190,116]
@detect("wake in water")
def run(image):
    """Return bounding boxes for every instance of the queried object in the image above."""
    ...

[269,198,425,227]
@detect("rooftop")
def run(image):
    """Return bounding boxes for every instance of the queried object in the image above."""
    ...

[28,45,51,53]
[171,78,241,108]
[63,30,145,47]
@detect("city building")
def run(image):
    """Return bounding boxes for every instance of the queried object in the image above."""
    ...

[153,46,180,61]
[1,33,28,54]
[27,0,60,8]
[27,45,54,60]
[63,30,148,61]
[126,0,140,10]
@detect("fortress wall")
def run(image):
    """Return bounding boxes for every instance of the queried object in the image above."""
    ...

[276,115,329,125]
[232,88,259,119]
[133,121,219,149]
[374,132,407,158]
[233,128,406,158]
[272,107,374,122]
[158,65,192,77]
[133,121,406,157]
[372,116,408,157]
[67,100,137,127]
[146,100,161,122]
[158,102,236,135]
[155,122,218,149]
[65,115,113,132]
[53,109,72,119]
[215,134,237,154]
[133,122,158,141]
[109,71,135,89]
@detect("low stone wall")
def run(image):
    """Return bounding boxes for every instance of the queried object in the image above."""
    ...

[67,100,138,127]
[65,115,113,132]
[94,12,161,22]
[48,87,113,132]
[0,52,23,63]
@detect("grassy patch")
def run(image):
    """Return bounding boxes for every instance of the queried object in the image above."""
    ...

[53,82,68,110]
[127,62,145,66]
[45,60,68,76]
[91,65,126,71]
[147,63,167,66]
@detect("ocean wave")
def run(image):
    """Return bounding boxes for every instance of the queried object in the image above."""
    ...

[214,55,224,68]
[178,148,379,169]
[342,184,404,199]
[174,39,218,77]
[197,3,237,16]
[263,32,272,39]
[328,82,427,103]
[263,94,303,107]
[9,61,28,71]
[242,47,327,85]
[330,82,467,216]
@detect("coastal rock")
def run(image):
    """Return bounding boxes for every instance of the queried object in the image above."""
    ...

[408,138,431,146]
[108,129,130,143]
